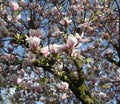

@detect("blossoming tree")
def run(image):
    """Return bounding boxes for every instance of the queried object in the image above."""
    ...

[0,0,120,104]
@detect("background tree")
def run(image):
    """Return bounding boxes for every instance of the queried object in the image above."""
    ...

[0,0,120,104]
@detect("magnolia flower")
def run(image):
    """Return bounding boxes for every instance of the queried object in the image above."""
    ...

[51,7,59,15]
[62,93,67,100]
[26,36,40,51]
[52,25,63,36]
[60,17,72,27]
[29,29,42,38]
[20,0,25,2]
[28,52,36,63]
[99,92,106,98]
[40,44,64,57]
[7,14,21,22]
[26,17,30,21]
[54,62,63,70]
[71,49,80,58]
[15,14,21,21]
[34,85,43,93]
[50,44,64,53]
[9,1,19,11]
[75,33,83,42]
[23,52,36,65]
[61,82,69,90]
[7,15,12,21]
[66,35,78,49]
[17,78,22,84]
[40,46,50,57]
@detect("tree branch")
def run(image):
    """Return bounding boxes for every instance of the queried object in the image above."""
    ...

[106,57,120,67]
[33,59,95,104]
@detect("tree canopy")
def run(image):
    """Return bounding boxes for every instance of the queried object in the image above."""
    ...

[0,0,120,104]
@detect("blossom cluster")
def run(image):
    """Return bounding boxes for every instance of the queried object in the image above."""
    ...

[26,29,42,51]
[40,34,82,57]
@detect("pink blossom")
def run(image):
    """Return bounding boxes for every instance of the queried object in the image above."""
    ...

[34,85,43,93]
[29,29,42,38]
[27,52,36,63]
[26,36,40,51]
[52,25,63,36]
[40,44,64,57]
[7,15,12,21]
[50,44,64,54]
[51,7,59,15]
[15,14,21,21]
[9,1,19,11]
[62,93,67,100]
[40,46,50,57]
[66,35,78,49]
[75,33,83,42]
[20,0,25,1]
[26,17,30,21]
[71,49,80,58]
[61,82,69,90]
[83,22,90,28]
[17,78,22,84]
[60,17,72,27]
[99,92,106,98]
[23,52,36,65]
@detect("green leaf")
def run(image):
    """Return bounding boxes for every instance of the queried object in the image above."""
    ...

[13,11,19,16]
[102,85,107,89]
[86,58,92,63]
